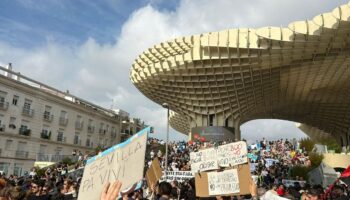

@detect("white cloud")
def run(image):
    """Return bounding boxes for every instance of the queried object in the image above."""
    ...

[0,0,347,141]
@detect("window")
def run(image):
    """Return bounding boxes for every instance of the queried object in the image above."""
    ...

[225,118,229,127]
[86,137,91,147]
[23,99,32,110]
[57,130,64,142]
[209,114,215,126]
[74,133,80,145]
[0,91,6,104]
[5,140,13,150]
[55,147,63,155]
[43,106,52,120]
[39,145,47,155]
[0,163,10,175]
[9,117,16,129]
[13,163,23,176]
[41,125,51,139]
[60,111,67,118]
[12,95,19,106]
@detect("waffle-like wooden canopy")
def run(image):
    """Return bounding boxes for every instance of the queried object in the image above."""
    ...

[131,2,350,142]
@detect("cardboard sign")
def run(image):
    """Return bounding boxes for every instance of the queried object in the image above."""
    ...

[207,169,240,195]
[145,158,163,188]
[217,141,248,167]
[160,171,194,182]
[195,163,252,197]
[190,148,218,172]
[77,127,149,200]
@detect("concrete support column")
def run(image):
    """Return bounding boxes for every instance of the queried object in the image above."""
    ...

[234,118,241,141]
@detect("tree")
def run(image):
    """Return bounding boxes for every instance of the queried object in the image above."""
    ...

[299,138,315,152]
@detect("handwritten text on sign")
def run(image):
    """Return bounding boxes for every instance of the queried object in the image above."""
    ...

[207,169,240,196]
[77,128,148,200]
[190,148,218,172]
[160,171,194,182]
[217,141,248,167]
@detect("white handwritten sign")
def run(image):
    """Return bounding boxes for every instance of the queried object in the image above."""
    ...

[217,141,248,167]
[160,171,194,182]
[77,127,149,200]
[207,169,240,195]
[190,148,218,173]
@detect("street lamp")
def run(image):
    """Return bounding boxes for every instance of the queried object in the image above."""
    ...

[162,103,170,173]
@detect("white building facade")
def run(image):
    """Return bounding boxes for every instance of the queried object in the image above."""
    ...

[0,65,145,176]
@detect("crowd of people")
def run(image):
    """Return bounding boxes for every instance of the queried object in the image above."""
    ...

[146,137,350,200]
[0,137,349,199]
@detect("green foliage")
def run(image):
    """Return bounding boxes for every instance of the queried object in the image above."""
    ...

[290,166,310,180]
[290,151,324,180]
[309,152,324,168]
[319,138,342,153]
[299,138,315,152]
[62,157,73,165]
[34,167,46,177]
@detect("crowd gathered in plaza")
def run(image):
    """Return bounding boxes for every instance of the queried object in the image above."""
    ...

[0,137,349,199]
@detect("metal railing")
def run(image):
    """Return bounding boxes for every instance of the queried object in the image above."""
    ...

[36,154,79,163]
[43,112,53,122]
[22,107,34,117]
[19,128,31,136]
[40,131,51,139]
[59,117,68,126]
[75,121,83,130]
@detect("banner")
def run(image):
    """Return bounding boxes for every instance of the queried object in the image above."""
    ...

[217,141,248,167]
[160,171,194,182]
[190,148,218,172]
[78,127,149,200]
[207,169,240,195]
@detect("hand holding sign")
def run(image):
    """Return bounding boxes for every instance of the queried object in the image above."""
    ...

[100,181,122,200]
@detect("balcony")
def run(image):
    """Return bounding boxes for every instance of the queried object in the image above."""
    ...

[0,124,5,132]
[0,101,9,111]
[19,128,31,136]
[75,121,83,130]
[43,112,53,122]
[15,150,29,159]
[40,131,51,140]
[87,126,95,133]
[59,117,68,126]
[22,107,34,117]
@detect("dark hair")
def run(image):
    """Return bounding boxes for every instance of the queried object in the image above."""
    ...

[158,182,172,196]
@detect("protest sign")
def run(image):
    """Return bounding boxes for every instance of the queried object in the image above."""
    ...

[281,179,306,188]
[207,169,240,195]
[77,127,149,200]
[265,158,279,168]
[250,163,258,172]
[190,148,218,172]
[217,141,248,167]
[195,163,252,197]
[145,158,163,188]
[160,171,194,182]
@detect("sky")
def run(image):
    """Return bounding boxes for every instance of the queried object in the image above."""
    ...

[0,0,348,142]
